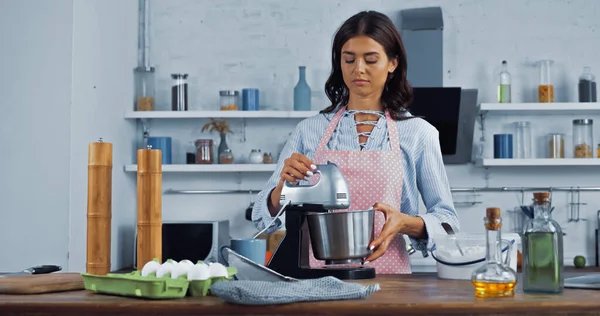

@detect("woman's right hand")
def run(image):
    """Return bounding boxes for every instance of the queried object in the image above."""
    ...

[279,153,317,185]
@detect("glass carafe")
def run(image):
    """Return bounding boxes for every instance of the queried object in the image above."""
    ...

[471,207,517,298]
[522,192,564,293]
[537,60,554,103]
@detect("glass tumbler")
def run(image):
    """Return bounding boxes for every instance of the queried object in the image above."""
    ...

[514,121,532,159]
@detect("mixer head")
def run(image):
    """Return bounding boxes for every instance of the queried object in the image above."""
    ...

[279,161,350,210]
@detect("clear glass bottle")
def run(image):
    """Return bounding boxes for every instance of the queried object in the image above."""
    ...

[498,60,511,103]
[471,207,517,298]
[573,119,593,158]
[578,67,597,102]
[522,192,564,293]
[537,60,554,103]
[134,66,155,111]
[514,121,532,158]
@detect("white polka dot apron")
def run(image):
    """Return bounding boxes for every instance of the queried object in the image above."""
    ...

[308,107,412,274]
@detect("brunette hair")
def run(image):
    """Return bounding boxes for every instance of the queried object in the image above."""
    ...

[322,11,414,120]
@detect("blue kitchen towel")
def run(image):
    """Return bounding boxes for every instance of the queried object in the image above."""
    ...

[210,276,380,305]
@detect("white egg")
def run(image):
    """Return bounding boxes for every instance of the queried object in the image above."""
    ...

[141,260,161,277]
[156,261,175,278]
[170,261,192,279]
[208,262,229,278]
[187,263,210,281]
[178,259,194,268]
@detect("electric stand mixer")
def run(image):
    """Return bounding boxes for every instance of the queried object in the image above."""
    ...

[267,161,376,280]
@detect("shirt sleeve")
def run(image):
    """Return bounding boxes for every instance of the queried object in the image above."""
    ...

[410,127,460,255]
[251,123,304,235]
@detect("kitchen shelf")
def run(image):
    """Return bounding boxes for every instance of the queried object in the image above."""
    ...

[479,102,600,115]
[479,158,600,167]
[124,110,319,119]
[123,164,277,173]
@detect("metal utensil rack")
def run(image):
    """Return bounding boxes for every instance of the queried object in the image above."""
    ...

[165,186,600,222]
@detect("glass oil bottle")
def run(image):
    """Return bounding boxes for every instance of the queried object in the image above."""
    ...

[471,207,517,298]
[522,192,564,293]
[498,60,511,103]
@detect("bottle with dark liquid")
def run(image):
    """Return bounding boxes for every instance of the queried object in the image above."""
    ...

[171,73,188,111]
[522,192,564,293]
[578,67,597,103]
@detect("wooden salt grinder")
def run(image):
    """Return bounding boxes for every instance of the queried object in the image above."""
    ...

[136,145,163,269]
[86,138,113,275]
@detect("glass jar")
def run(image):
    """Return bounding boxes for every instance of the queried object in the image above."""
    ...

[171,73,188,111]
[514,121,531,159]
[547,133,565,158]
[578,67,597,102]
[597,144,600,159]
[537,60,554,103]
[219,90,239,111]
[134,66,155,111]
[248,149,263,164]
[219,149,234,164]
[471,207,517,298]
[195,139,213,164]
[522,192,564,293]
[186,141,196,164]
[263,152,273,164]
[573,119,593,158]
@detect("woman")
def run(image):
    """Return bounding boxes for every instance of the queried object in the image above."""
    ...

[251,10,459,274]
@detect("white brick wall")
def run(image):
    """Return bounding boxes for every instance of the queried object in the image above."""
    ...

[143,0,600,267]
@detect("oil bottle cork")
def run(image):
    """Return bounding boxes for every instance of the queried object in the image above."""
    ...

[86,138,113,275]
[485,207,502,231]
[136,145,163,269]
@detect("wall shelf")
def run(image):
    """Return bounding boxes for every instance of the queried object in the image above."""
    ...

[478,158,600,167]
[479,102,600,115]
[124,110,319,119]
[124,164,277,173]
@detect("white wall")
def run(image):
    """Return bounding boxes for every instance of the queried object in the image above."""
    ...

[145,0,600,268]
[0,0,137,272]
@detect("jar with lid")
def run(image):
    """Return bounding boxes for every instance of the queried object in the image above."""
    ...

[195,139,213,164]
[547,133,565,158]
[248,149,263,164]
[537,60,554,103]
[578,67,597,102]
[134,66,155,111]
[219,149,234,164]
[263,152,273,164]
[171,73,188,111]
[572,119,593,158]
[219,90,239,111]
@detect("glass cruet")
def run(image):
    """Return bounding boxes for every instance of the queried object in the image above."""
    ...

[471,207,517,298]
[522,192,564,293]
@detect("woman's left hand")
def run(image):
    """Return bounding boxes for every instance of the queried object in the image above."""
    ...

[364,202,407,263]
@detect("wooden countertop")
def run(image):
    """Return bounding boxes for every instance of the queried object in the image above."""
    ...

[1,268,600,316]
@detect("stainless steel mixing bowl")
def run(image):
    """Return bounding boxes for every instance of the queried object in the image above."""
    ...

[306,209,374,264]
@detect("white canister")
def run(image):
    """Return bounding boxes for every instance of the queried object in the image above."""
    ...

[248,149,263,164]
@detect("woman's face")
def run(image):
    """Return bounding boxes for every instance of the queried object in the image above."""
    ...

[340,35,398,99]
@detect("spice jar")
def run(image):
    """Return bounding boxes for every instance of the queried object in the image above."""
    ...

[573,119,593,158]
[548,133,565,158]
[263,152,273,164]
[171,73,189,111]
[219,149,234,164]
[134,66,155,111]
[195,139,213,164]
[248,149,263,164]
[219,90,239,111]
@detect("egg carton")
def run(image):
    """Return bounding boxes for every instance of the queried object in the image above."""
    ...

[81,258,237,299]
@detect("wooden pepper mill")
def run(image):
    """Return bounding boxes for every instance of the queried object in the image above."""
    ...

[136,145,163,269]
[86,138,113,275]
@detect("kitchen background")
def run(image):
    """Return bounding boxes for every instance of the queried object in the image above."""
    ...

[1,0,600,273]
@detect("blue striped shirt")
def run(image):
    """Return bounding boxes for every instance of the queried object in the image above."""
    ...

[251,107,459,256]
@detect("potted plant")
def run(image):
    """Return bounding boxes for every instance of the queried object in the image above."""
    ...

[202,119,233,160]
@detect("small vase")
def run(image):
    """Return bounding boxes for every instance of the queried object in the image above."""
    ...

[293,66,311,111]
[217,133,230,163]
